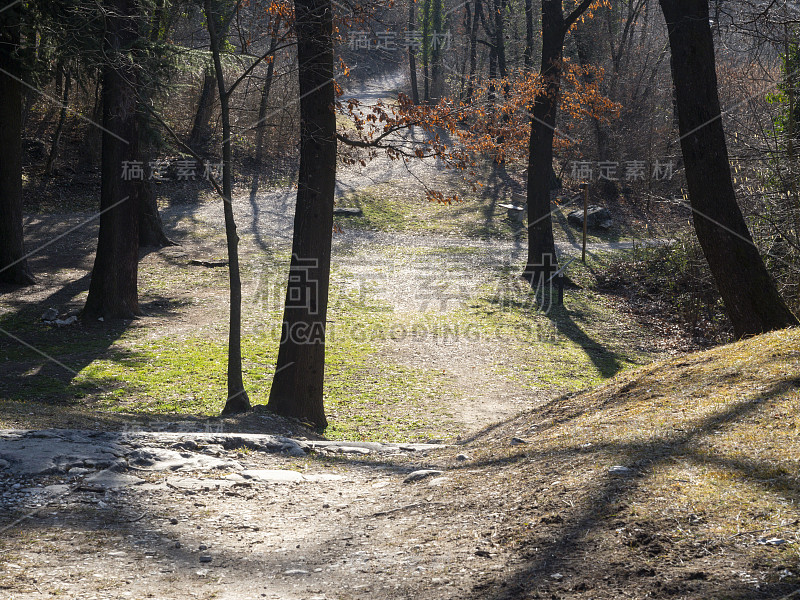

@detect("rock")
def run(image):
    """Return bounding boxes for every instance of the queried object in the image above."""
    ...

[43,484,70,496]
[403,469,444,483]
[608,465,633,476]
[127,447,241,472]
[166,477,236,491]
[84,471,145,490]
[41,308,59,322]
[68,467,91,476]
[199,555,212,563]
[283,569,310,575]
[759,538,788,546]
[567,205,613,229]
[551,573,564,581]
[53,316,77,327]
[240,469,343,483]
[240,469,304,483]
[333,207,363,217]
[332,446,371,455]
[169,518,179,525]
[510,437,528,445]
[455,454,470,461]
[199,545,208,551]
[427,477,448,486]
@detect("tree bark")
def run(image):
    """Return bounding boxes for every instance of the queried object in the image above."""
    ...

[464,0,481,102]
[422,0,431,104]
[254,26,279,163]
[45,68,71,175]
[0,3,33,285]
[267,0,336,428]
[188,69,217,150]
[430,0,443,101]
[83,0,141,319]
[138,0,175,248]
[137,174,174,247]
[524,1,565,282]
[524,0,534,69]
[408,0,420,105]
[205,0,251,415]
[524,0,593,282]
[659,0,798,337]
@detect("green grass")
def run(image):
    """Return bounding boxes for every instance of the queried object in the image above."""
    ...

[1,227,663,442]
[333,178,654,244]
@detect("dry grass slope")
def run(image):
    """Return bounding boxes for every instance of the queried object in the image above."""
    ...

[440,327,800,599]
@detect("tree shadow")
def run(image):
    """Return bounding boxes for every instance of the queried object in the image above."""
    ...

[469,376,800,600]
[543,302,624,378]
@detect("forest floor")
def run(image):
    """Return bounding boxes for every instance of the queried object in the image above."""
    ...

[3,74,797,599]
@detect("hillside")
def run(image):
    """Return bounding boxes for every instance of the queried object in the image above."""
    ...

[445,326,800,599]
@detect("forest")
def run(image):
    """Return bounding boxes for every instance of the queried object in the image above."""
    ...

[2,0,800,599]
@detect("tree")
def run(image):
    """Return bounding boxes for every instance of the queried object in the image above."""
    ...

[83,0,142,319]
[0,2,34,286]
[523,0,595,282]
[204,0,251,414]
[408,0,420,104]
[659,0,799,337]
[267,0,336,428]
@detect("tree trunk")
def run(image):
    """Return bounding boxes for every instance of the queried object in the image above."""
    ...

[83,0,141,319]
[137,173,174,247]
[0,3,33,285]
[659,0,798,337]
[493,0,506,78]
[524,0,565,282]
[138,0,175,248]
[45,68,71,175]
[574,14,616,196]
[524,0,594,282]
[408,0,420,105]
[422,0,431,104]
[188,69,217,150]
[267,0,336,428]
[254,27,279,163]
[464,0,481,102]
[524,0,534,69]
[205,0,251,415]
[430,0,443,101]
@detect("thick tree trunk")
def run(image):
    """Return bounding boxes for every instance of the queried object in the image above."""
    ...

[408,1,420,105]
[0,4,33,286]
[84,0,141,319]
[267,0,336,428]
[188,69,217,150]
[137,174,174,247]
[205,0,251,415]
[524,1,565,282]
[659,0,798,337]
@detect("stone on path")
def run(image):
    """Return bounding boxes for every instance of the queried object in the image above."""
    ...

[84,471,145,490]
[127,447,241,472]
[608,465,633,476]
[240,469,344,483]
[404,469,444,483]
